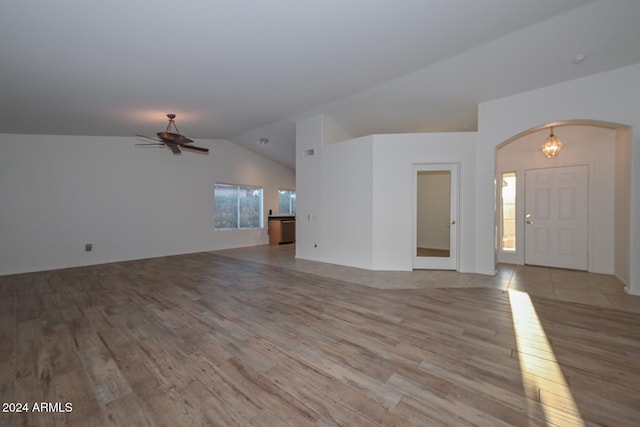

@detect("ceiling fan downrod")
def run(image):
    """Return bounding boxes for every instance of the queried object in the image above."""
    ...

[165,113,180,134]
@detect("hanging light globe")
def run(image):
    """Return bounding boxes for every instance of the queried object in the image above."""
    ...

[541,127,563,158]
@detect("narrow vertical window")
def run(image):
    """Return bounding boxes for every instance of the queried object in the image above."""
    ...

[501,172,517,252]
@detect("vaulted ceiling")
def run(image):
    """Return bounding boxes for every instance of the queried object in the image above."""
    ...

[2,1,639,169]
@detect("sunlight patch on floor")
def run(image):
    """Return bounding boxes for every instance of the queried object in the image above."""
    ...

[508,289,585,426]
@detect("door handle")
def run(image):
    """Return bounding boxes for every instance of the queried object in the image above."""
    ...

[525,213,533,225]
[450,220,456,225]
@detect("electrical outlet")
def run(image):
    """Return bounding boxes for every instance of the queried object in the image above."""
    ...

[85,243,93,252]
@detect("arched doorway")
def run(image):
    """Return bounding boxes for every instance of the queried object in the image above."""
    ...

[494,121,631,281]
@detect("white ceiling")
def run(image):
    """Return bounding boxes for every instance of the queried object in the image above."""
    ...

[2,0,639,169]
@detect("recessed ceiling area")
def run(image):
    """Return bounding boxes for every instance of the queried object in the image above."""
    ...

[1,0,639,169]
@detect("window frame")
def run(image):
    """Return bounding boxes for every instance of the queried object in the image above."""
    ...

[214,182,264,230]
[278,188,296,215]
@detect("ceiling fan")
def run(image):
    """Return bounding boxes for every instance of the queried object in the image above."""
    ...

[136,114,209,154]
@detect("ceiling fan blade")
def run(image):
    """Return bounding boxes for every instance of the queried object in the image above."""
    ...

[180,144,209,153]
[157,132,193,145]
[135,134,163,142]
[135,143,165,146]
[167,143,182,154]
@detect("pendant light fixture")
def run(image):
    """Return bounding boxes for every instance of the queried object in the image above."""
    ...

[541,126,563,158]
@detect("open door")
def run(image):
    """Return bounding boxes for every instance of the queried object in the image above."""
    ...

[414,163,458,270]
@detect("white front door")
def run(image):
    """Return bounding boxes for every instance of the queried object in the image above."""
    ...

[413,163,458,270]
[524,165,588,270]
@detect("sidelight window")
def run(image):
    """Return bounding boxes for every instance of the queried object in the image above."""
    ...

[501,172,517,252]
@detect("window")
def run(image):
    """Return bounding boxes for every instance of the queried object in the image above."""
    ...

[278,189,296,215]
[501,172,516,252]
[214,183,263,229]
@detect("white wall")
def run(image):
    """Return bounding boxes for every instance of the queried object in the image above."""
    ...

[477,63,640,294]
[321,136,373,268]
[295,115,324,260]
[295,124,476,272]
[496,125,616,274]
[0,134,295,275]
[615,127,631,286]
[372,133,476,271]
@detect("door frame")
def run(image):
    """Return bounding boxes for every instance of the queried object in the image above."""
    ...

[412,163,459,270]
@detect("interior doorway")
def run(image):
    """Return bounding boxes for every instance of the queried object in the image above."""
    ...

[413,163,458,270]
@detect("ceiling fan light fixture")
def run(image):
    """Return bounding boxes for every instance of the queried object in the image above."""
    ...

[541,127,563,158]
[135,113,209,154]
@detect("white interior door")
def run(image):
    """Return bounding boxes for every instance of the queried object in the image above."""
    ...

[413,164,458,270]
[524,165,588,270]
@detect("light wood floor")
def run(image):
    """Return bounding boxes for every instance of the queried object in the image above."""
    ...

[1,248,640,426]
[218,245,640,312]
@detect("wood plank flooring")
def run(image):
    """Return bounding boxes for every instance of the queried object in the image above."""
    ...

[1,251,640,426]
